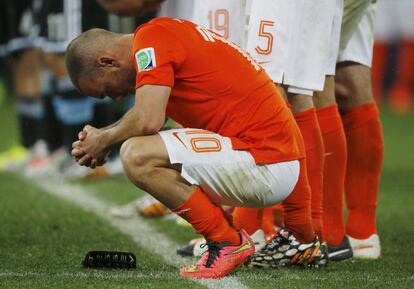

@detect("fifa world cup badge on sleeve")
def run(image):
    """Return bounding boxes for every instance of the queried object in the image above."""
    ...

[136,47,157,72]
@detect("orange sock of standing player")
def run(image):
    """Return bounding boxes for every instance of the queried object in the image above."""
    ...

[261,207,275,237]
[233,208,262,235]
[317,104,347,246]
[294,108,324,240]
[272,204,284,229]
[172,187,240,245]
[233,207,274,237]
[282,158,315,243]
[341,103,384,239]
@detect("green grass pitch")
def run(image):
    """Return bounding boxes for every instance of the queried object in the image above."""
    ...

[0,98,413,289]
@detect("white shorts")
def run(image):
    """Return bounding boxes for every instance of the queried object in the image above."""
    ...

[158,0,194,20]
[246,0,336,94]
[159,128,300,208]
[375,0,414,41]
[337,0,376,67]
[192,0,247,48]
[326,0,344,76]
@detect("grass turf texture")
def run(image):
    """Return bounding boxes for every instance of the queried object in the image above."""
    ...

[0,97,413,288]
[0,173,205,289]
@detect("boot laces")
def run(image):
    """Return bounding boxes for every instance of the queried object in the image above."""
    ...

[201,241,229,268]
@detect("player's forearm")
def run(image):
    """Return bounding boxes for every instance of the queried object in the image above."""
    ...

[100,108,162,148]
[98,85,170,148]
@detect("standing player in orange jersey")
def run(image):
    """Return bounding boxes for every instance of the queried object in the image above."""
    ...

[66,17,327,278]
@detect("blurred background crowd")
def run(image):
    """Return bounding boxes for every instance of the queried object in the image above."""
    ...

[0,0,413,180]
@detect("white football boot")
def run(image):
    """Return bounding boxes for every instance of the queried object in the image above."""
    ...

[348,234,381,259]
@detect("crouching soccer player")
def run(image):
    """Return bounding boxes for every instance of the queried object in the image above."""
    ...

[66,18,326,278]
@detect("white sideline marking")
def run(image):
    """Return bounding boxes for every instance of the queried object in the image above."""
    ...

[0,271,176,279]
[2,270,413,283]
[33,179,250,289]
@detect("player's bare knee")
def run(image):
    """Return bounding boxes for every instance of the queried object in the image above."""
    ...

[120,139,158,191]
[287,93,314,113]
[335,62,375,111]
[120,138,151,172]
[313,76,336,109]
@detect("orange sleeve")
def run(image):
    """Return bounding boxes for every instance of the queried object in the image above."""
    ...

[133,24,186,89]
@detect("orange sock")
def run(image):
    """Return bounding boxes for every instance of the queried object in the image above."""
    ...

[341,103,384,239]
[233,208,262,235]
[317,104,347,246]
[282,159,315,243]
[261,208,275,236]
[294,108,324,240]
[172,187,240,245]
[272,204,284,228]
[233,207,275,237]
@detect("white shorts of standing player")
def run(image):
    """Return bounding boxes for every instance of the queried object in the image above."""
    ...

[314,0,376,78]
[246,0,340,95]
[158,0,194,20]
[159,128,300,208]
[375,0,414,42]
[326,0,345,76]
[338,0,376,67]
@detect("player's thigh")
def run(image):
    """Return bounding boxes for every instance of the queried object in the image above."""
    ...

[159,128,299,207]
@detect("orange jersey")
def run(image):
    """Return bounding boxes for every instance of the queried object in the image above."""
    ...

[133,18,304,164]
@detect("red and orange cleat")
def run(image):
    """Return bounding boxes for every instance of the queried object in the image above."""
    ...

[180,229,254,279]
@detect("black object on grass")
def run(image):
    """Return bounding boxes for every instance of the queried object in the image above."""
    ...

[82,251,137,269]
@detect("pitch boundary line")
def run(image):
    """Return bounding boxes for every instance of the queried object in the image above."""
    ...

[32,178,251,289]
[0,270,177,279]
[2,270,413,283]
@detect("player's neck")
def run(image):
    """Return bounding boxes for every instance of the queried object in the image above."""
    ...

[117,34,135,70]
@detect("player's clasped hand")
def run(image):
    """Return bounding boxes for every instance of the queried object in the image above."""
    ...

[71,125,110,169]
